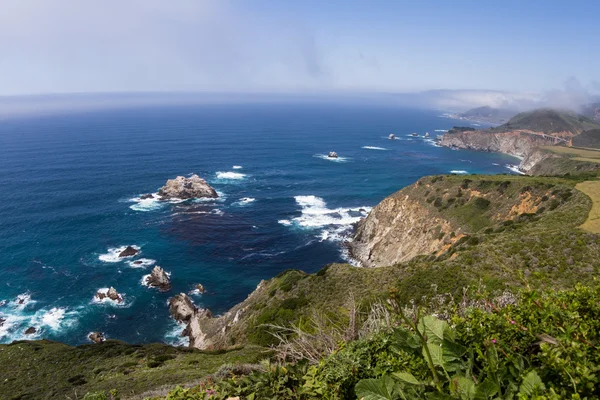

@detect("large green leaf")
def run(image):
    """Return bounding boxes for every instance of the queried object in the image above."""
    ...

[474,378,499,399]
[392,328,421,354]
[392,372,422,386]
[452,376,476,400]
[355,377,395,400]
[418,315,448,344]
[425,342,445,368]
[519,370,545,396]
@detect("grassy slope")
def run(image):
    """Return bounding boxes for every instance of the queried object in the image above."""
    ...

[240,174,600,344]
[576,180,600,233]
[572,128,600,149]
[0,340,265,400]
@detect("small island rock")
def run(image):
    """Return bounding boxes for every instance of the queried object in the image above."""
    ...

[118,246,139,258]
[24,326,37,335]
[89,332,105,344]
[194,283,206,294]
[158,174,218,200]
[145,266,172,292]
[96,287,123,303]
[388,133,396,140]
[328,151,339,158]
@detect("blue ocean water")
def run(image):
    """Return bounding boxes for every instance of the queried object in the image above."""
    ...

[0,102,518,345]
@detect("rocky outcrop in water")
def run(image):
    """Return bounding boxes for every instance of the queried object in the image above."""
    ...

[24,327,37,335]
[145,266,172,292]
[119,246,139,258]
[328,152,338,158]
[158,174,218,200]
[88,332,105,343]
[169,293,216,349]
[193,283,206,294]
[96,287,123,303]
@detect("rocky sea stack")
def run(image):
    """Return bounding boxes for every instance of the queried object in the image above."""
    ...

[158,174,218,200]
[145,266,172,292]
[118,246,139,258]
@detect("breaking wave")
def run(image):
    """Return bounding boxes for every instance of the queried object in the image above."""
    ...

[98,245,141,263]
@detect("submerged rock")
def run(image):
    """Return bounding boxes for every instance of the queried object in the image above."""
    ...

[88,332,105,344]
[139,193,155,200]
[118,246,139,258]
[158,174,218,200]
[145,266,172,292]
[24,327,37,335]
[328,151,339,158]
[388,133,396,140]
[0,317,5,326]
[96,287,123,303]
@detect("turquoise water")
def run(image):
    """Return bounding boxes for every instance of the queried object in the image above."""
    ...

[0,102,518,345]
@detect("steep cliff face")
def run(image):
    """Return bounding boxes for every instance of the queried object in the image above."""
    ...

[439,130,558,160]
[350,188,460,268]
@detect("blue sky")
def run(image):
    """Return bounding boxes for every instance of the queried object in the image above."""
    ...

[0,0,598,96]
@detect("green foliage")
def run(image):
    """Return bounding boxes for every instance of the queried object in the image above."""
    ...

[164,283,600,400]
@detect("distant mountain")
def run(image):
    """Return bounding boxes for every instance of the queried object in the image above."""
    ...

[492,108,600,135]
[581,102,600,123]
[459,106,517,124]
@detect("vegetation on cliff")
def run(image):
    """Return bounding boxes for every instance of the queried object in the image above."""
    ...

[157,282,600,399]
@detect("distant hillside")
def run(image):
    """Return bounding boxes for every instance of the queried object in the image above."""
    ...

[492,108,600,135]
[572,129,600,149]
[459,106,516,124]
[581,102,600,122]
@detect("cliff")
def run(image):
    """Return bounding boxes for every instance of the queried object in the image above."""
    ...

[440,109,600,173]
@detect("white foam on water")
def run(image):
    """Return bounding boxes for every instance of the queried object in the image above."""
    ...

[362,146,388,151]
[232,165,243,169]
[492,163,500,166]
[129,193,163,212]
[505,164,525,175]
[164,320,190,347]
[435,129,448,132]
[460,159,473,163]
[313,154,350,163]
[127,258,156,269]
[140,274,151,288]
[424,138,442,147]
[279,196,371,244]
[0,306,80,343]
[91,288,129,307]
[215,171,246,180]
[450,170,469,174]
[98,245,141,263]
[233,197,256,206]
[9,293,36,310]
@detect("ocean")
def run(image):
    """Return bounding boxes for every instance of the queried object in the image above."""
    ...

[0,102,519,345]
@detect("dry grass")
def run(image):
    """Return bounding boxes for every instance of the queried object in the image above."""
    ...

[541,145,600,160]
[576,180,600,233]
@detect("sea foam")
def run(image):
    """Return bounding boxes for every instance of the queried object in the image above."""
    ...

[99,245,141,263]
[313,154,350,163]
[362,146,388,151]
[215,171,246,180]
[279,195,371,243]
[505,164,525,175]
[450,170,469,174]
[234,197,256,206]
[127,258,156,268]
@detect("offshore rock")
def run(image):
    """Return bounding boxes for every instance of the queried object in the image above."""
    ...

[146,266,172,292]
[88,332,105,344]
[96,287,123,303]
[118,246,139,258]
[158,174,218,200]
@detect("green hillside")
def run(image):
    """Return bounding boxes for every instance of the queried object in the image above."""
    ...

[572,128,600,148]
[491,108,600,134]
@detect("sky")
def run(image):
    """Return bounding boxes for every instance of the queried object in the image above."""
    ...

[0,0,598,98]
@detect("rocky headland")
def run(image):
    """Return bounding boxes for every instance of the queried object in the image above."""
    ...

[440,109,600,174]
